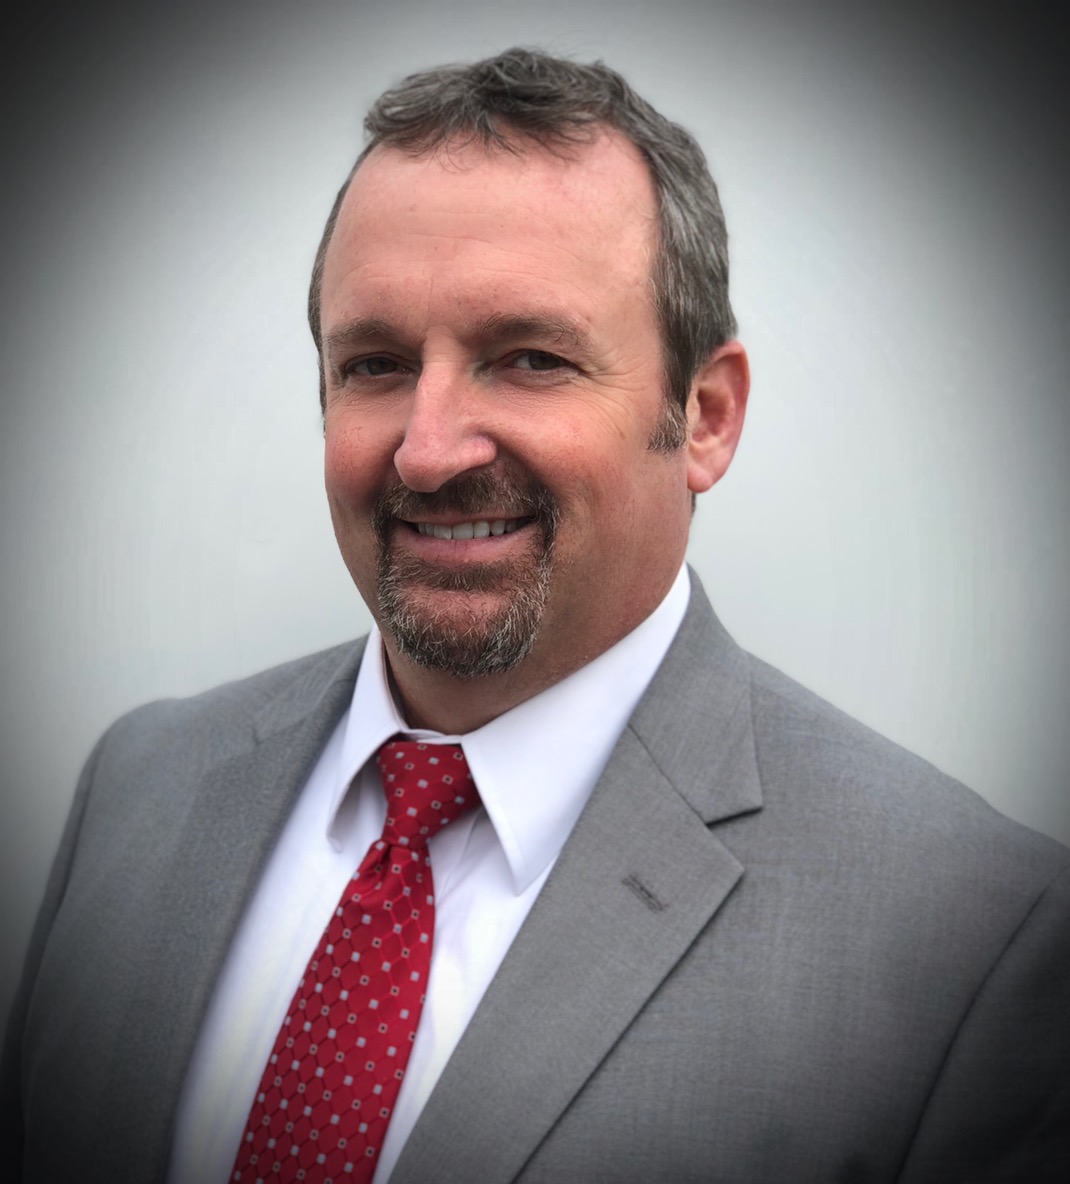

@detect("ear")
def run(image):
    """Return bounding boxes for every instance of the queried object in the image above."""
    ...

[686,340,750,494]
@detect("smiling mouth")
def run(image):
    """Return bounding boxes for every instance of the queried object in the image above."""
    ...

[374,471,556,554]
[409,518,530,540]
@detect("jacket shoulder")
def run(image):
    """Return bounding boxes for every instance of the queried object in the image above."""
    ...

[97,638,368,776]
[743,650,1069,879]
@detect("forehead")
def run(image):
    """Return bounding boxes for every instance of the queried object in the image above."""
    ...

[319,131,660,328]
[346,127,657,214]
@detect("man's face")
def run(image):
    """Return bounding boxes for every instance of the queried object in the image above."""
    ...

[320,132,703,696]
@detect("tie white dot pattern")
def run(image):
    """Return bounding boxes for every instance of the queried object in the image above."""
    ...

[231,740,477,1183]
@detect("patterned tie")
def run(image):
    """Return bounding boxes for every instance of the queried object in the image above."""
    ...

[231,740,478,1184]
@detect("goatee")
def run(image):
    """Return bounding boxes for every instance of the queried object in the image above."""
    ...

[373,472,559,679]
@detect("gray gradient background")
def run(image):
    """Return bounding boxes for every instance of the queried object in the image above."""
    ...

[2,0,1067,1027]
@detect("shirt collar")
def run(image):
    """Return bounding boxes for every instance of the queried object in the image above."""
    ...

[329,565,692,894]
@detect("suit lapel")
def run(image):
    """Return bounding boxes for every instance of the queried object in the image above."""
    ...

[99,643,366,1181]
[391,576,761,1184]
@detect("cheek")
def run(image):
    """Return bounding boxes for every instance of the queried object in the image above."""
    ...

[323,443,356,501]
[544,455,641,562]
[587,451,691,547]
[324,453,382,596]
[323,419,391,507]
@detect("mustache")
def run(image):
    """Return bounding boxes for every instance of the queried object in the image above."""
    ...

[373,472,560,538]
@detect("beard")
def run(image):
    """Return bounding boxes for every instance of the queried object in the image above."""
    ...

[373,471,559,680]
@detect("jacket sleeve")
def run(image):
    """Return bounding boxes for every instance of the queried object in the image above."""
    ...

[896,862,1070,1183]
[0,729,107,1178]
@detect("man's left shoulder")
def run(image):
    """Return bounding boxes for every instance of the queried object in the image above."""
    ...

[742,650,1069,902]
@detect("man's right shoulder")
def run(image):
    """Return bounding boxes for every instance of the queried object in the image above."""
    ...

[94,636,369,776]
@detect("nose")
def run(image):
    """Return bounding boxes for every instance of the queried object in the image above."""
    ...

[393,366,498,492]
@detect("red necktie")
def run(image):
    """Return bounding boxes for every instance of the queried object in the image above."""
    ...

[231,740,478,1183]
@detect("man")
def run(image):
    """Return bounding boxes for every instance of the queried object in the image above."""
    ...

[4,47,1068,1183]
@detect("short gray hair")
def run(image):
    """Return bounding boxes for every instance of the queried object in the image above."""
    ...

[309,47,737,430]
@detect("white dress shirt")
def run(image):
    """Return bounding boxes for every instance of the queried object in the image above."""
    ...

[167,565,690,1184]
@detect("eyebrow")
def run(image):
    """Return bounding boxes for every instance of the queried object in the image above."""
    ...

[323,318,399,360]
[322,312,597,362]
[472,312,594,356]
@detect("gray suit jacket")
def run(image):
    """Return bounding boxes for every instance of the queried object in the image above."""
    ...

[4,577,1069,1181]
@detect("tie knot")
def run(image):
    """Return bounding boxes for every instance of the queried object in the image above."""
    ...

[375,739,478,848]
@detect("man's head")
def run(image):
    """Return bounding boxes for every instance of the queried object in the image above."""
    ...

[309,47,738,434]
[315,50,748,730]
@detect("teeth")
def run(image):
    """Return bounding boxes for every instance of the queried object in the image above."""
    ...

[416,519,521,540]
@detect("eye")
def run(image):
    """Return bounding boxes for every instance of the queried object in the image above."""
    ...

[510,350,571,372]
[345,355,405,378]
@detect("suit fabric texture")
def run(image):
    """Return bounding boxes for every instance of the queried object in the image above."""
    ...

[4,574,1069,1182]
